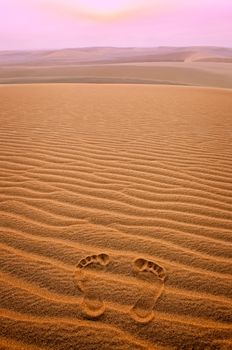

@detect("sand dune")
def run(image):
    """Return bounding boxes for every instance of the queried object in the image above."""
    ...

[0,84,232,349]
[0,47,231,65]
[0,47,232,88]
[1,63,232,88]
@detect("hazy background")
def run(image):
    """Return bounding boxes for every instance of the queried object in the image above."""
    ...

[0,0,231,50]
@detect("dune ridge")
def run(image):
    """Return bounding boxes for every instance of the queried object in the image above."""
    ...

[0,47,231,65]
[0,84,232,349]
[0,64,232,88]
[0,47,232,88]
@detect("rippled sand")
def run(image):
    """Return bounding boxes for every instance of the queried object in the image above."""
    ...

[0,84,232,350]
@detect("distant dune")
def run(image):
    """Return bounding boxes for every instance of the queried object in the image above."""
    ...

[0,84,232,349]
[0,47,232,65]
[0,47,232,88]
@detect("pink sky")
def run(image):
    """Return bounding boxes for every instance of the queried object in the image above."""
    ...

[0,0,231,50]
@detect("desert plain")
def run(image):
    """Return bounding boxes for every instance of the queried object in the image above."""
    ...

[0,48,232,350]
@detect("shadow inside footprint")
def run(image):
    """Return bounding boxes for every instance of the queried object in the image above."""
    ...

[74,253,110,318]
[130,258,167,324]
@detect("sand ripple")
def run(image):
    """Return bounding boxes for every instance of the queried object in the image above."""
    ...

[0,84,232,349]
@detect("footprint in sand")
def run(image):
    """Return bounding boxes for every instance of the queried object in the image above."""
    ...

[74,253,110,318]
[130,258,167,324]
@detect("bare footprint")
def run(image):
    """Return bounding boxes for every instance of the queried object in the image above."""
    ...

[130,258,167,324]
[74,253,110,318]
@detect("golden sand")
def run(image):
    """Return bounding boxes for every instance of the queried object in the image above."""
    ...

[0,84,231,349]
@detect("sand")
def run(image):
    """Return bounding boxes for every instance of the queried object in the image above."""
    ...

[1,63,232,89]
[1,47,231,65]
[0,84,232,350]
[0,47,232,88]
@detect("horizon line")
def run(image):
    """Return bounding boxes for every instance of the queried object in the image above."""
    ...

[1,45,232,53]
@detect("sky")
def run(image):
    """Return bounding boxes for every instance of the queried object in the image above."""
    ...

[0,0,231,50]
